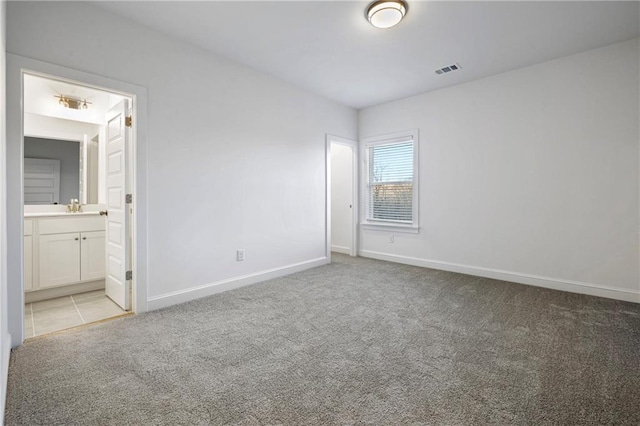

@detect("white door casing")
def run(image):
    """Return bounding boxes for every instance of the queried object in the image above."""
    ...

[7,55,148,347]
[105,99,131,310]
[326,135,358,258]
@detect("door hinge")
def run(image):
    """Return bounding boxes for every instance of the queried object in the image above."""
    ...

[125,115,133,127]
[126,270,133,281]
[126,194,133,204]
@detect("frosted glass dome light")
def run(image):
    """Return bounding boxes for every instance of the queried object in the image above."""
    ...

[366,0,408,29]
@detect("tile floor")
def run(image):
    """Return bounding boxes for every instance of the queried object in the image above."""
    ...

[24,290,127,338]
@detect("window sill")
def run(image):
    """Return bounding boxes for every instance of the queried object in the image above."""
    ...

[361,222,420,234]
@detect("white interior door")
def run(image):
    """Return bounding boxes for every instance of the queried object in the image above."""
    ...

[105,99,131,310]
[330,142,355,255]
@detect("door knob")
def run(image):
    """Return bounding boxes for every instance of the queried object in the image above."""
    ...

[99,210,108,216]
[75,237,79,241]
[82,237,87,240]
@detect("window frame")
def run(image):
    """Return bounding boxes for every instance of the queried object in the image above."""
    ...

[361,129,419,233]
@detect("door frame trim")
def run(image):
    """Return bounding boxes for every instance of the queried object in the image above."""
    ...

[326,134,359,259]
[6,54,149,347]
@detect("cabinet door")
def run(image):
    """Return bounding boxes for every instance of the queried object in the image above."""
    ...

[39,233,81,288]
[80,231,105,282]
[24,236,33,292]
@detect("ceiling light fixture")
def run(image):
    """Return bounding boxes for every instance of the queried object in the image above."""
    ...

[366,0,408,29]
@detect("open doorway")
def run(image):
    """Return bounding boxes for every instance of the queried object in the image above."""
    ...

[6,54,148,347]
[21,73,134,338]
[328,135,358,257]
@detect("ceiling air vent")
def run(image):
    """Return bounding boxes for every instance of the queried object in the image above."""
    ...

[435,63,461,75]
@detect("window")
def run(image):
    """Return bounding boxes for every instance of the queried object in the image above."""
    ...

[363,130,419,232]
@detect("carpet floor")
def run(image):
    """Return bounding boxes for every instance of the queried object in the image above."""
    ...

[5,254,640,425]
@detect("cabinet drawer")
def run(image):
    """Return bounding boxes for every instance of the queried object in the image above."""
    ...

[24,219,33,236]
[39,216,105,235]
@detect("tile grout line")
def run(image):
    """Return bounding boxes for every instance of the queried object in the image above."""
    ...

[29,303,36,337]
[70,295,87,324]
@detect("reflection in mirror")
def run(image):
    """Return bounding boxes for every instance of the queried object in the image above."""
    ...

[23,136,99,205]
[85,134,100,204]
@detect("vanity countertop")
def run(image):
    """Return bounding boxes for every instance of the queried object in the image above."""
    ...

[24,211,102,218]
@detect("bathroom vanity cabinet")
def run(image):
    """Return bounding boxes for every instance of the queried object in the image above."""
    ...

[38,230,105,288]
[24,219,33,292]
[24,214,106,301]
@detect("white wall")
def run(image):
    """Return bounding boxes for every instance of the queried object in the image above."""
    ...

[359,38,640,302]
[0,0,9,420]
[24,113,99,140]
[331,143,354,253]
[6,2,357,318]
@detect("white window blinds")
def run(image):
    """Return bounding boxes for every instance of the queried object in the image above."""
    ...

[366,139,414,223]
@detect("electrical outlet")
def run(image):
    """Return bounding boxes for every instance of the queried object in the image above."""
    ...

[237,249,245,261]
[389,235,394,244]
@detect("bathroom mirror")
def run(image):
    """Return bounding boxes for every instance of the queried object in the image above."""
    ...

[23,135,99,205]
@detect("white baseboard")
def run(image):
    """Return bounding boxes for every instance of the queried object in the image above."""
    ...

[1,332,12,426]
[147,257,330,310]
[25,280,104,303]
[359,250,640,303]
[331,245,351,255]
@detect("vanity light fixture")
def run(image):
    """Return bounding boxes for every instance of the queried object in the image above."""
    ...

[55,95,92,110]
[57,95,69,108]
[366,0,408,29]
